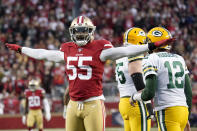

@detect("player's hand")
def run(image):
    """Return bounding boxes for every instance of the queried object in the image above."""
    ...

[129,95,136,107]
[148,38,176,51]
[130,92,142,107]
[22,115,26,125]
[45,112,51,121]
[5,43,22,53]
[145,102,155,120]
[184,121,191,131]
[63,105,67,119]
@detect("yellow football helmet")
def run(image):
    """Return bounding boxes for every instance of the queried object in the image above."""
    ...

[28,79,40,91]
[69,16,96,46]
[123,27,147,46]
[147,27,172,50]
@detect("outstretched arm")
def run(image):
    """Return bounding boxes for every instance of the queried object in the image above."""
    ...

[100,38,175,61]
[22,47,64,62]
[5,44,64,62]
[100,44,149,61]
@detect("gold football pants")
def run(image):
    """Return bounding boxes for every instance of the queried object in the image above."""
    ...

[156,106,188,131]
[27,109,43,129]
[66,99,105,131]
[119,98,151,131]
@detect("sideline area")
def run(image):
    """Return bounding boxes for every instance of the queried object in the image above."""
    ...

[0,128,197,131]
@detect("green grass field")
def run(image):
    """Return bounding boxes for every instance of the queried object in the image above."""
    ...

[0,128,196,131]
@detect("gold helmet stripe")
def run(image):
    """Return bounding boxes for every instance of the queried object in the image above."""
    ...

[125,27,135,43]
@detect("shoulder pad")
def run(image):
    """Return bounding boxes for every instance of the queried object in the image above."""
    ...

[99,39,113,49]
[60,42,75,52]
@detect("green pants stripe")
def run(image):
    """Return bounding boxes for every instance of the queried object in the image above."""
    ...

[157,110,167,131]
[138,101,147,131]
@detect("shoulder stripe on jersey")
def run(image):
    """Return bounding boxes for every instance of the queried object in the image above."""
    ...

[104,44,113,47]
[125,28,135,43]
[128,55,144,62]
[143,68,157,75]
[129,58,143,63]
[143,67,157,73]
[143,65,157,71]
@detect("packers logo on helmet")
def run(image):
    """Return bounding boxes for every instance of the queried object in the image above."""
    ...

[123,27,147,46]
[147,27,172,50]
[152,30,163,37]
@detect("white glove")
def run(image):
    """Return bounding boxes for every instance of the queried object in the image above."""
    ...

[130,92,142,107]
[63,105,67,119]
[43,98,51,121]
[22,115,26,125]
[45,112,51,121]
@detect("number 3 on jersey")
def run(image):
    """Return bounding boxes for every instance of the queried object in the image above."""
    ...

[164,61,184,89]
[67,56,92,80]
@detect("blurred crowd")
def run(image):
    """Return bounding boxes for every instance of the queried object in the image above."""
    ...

[0,0,197,125]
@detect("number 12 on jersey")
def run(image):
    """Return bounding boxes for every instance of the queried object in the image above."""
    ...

[164,61,184,89]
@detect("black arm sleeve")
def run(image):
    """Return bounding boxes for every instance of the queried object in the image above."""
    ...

[141,74,157,101]
[184,74,192,118]
[131,73,145,91]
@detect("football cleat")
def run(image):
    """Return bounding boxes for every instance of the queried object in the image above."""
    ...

[123,27,147,46]
[69,16,96,46]
[147,27,172,50]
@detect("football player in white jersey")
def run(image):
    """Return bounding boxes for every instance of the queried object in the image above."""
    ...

[116,27,153,131]
[131,27,192,131]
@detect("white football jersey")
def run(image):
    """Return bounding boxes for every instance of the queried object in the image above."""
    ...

[115,54,144,97]
[142,52,189,111]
